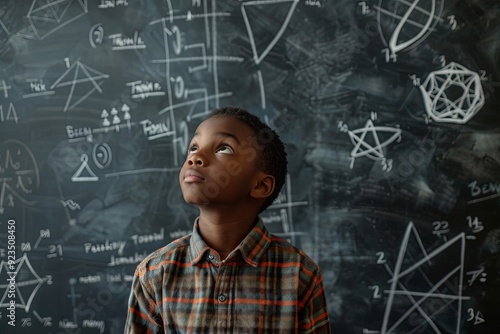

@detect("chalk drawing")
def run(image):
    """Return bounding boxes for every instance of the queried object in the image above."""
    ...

[26,0,88,40]
[71,154,98,182]
[380,222,470,333]
[241,0,299,65]
[419,62,485,124]
[0,80,11,98]
[149,3,237,165]
[50,60,109,112]
[89,23,104,48]
[265,174,308,245]
[0,253,49,312]
[241,0,299,107]
[339,117,401,171]
[375,0,443,60]
[92,143,112,169]
[0,140,39,214]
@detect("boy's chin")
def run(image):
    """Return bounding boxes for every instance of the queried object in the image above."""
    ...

[182,194,209,207]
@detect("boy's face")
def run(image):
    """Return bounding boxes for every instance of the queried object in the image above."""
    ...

[179,116,264,208]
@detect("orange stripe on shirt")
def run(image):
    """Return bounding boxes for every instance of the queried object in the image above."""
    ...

[128,306,161,326]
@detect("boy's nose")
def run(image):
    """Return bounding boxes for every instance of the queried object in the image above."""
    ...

[188,154,204,166]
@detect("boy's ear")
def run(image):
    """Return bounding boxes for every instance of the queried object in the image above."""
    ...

[250,173,275,199]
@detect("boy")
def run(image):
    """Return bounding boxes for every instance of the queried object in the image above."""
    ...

[125,107,330,333]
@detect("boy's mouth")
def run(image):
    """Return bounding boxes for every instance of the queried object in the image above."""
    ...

[184,169,206,182]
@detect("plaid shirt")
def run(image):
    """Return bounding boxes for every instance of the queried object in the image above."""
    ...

[125,218,330,333]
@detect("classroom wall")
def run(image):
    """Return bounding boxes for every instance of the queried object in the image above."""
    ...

[0,0,499,333]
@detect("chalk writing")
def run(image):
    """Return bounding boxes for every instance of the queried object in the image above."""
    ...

[59,319,78,329]
[140,119,174,141]
[127,80,165,99]
[130,229,164,245]
[24,79,54,98]
[109,32,145,50]
[66,126,92,140]
[84,240,127,255]
[108,251,148,267]
[83,319,105,334]
[98,0,128,9]
[79,275,101,284]
[0,103,19,123]
[468,181,500,198]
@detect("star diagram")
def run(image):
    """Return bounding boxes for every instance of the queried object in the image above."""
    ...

[347,119,402,169]
[0,253,48,312]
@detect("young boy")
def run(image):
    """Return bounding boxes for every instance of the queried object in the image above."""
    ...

[125,107,330,333]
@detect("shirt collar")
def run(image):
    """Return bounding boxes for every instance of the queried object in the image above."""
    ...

[189,217,271,267]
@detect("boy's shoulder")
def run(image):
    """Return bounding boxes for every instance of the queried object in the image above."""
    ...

[265,233,322,273]
[135,233,193,275]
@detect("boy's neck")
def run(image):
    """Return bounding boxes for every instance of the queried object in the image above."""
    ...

[197,209,258,260]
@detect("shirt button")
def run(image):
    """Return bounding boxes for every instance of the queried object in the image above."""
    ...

[218,294,227,303]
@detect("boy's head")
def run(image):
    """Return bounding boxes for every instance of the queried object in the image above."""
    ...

[179,106,288,213]
[209,107,288,211]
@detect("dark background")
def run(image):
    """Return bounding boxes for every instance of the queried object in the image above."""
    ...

[0,0,499,333]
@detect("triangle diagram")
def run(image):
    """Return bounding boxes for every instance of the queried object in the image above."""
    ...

[241,0,299,65]
[27,0,88,40]
[29,1,62,23]
[389,224,464,293]
[29,0,87,23]
[71,154,98,182]
[50,60,109,111]
[382,222,467,334]
[51,61,109,88]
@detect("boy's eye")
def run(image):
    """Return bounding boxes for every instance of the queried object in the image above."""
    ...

[216,145,234,155]
[188,145,197,153]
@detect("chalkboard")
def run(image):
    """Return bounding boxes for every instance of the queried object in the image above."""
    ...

[0,0,499,333]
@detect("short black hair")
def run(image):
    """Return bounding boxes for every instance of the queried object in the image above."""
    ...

[208,106,288,213]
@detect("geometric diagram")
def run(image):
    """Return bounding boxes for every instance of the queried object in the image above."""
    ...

[67,278,81,323]
[26,0,88,40]
[0,140,40,214]
[0,0,88,40]
[0,253,49,312]
[151,2,238,165]
[374,0,444,61]
[50,60,109,112]
[241,0,299,109]
[89,23,104,48]
[241,0,299,65]
[419,62,485,124]
[71,142,113,181]
[338,116,402,171]
[379,222,470,334]
[101,104,132,132]
[262,174,308,245]
[92,143,112,169]
[71,154,98,182]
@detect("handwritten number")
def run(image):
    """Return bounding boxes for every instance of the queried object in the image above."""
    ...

[376,251,386,264]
